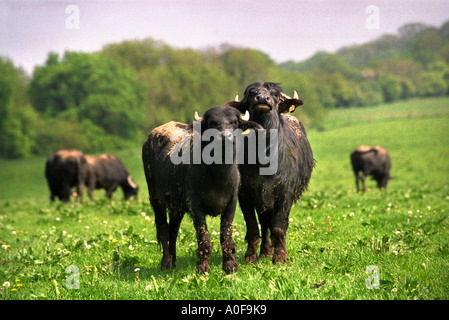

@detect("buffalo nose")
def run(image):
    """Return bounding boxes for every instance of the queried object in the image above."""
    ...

[256,94,270,104]
[222,130,234,140]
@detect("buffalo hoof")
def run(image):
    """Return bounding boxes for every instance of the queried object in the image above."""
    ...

[272,250,288,264]
[245,253,258,264]
[223,260,238,274]
[196,260,210,274]
[161,257,174,270]
[259,245,273,258]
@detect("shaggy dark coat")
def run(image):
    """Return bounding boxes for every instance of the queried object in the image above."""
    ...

[225,82,315,264]
[350,145,391,192]
[45,149,88,203]
[142,106,261,273]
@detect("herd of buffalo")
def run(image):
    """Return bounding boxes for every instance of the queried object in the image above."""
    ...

[45,82,392,273]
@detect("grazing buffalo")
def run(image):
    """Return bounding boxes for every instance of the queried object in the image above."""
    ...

[350,145,391,192]
[225,82,315,264]
[85,154,139,201]
[45,149,89,203]
[142,106,261,273]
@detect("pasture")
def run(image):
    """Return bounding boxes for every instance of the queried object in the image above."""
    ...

[1,97,448,300]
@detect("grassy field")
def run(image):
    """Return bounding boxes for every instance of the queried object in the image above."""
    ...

[1,97,448,300]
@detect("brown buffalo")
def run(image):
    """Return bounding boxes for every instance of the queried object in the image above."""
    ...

[85,154,138,200]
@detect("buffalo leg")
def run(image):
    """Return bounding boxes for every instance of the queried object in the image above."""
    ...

[258,210,273,257]
[168,211,184,268]
[239,195,260,263]
[271,198,292,264]
[76,182,84,203]
[192,213,211,273]
[152,202,172,269]
[220,200,238,274]
[354,171,360,192]
[361,174,367,192]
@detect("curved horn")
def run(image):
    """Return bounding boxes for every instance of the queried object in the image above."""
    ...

[194,111,203,122]
[280,92,291,100]
[127,175,138,189]
[293,90,299,99]
[235,95,239,102]
[240,110,250,121]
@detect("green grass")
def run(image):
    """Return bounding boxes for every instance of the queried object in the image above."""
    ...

[1,97,449,300]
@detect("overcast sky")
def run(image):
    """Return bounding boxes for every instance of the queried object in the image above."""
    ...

[1,0,448,74]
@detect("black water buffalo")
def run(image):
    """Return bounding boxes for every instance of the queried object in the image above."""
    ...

[225,82,315,264]
[85,154,139,200]
[142,106,261,273]
[45,149,89,203]
[350,145,391,192]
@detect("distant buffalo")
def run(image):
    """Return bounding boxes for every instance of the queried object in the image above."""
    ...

[45,149,88,203]
[350,145,391,192]
[85,154,138,201]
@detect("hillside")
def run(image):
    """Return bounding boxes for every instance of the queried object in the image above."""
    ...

[1,20,448,159]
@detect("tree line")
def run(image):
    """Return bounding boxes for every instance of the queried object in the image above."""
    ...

[1,20,448,159]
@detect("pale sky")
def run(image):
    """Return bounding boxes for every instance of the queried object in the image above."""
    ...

[1,0,448,74]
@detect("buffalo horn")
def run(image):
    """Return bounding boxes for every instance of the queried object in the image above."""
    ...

[293,90,299,99]
[127,175,138,189]
[281,91,299,100]
[194,111,203,122]
[281,92,291,100]
[235,95,239,102]
[241,110,250,121]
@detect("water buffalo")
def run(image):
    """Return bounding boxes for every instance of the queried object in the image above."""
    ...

[45,149,89,203]
[350,145,391,192]
[225,82,315,264]
[85,154,139,200]
[142,106,261,273]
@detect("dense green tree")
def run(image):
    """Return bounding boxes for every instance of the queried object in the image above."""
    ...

[378,73,402,102]
[29,52,146,140]
[0,57,37,158]
[220,47,276,88]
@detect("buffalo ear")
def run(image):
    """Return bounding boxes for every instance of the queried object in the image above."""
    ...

[239,120,263,132]
[278,97,303,113]
[278,91,303,113]
[223,100,248,114]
